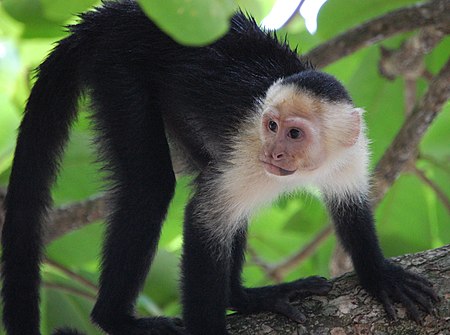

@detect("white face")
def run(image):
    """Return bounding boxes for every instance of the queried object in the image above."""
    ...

[257,82,370,201]
[259,103,326,176]
[258,83,361,178]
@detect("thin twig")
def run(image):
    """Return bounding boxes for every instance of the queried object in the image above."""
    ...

[43,195,107,245]
[373,58,450,205]
[43,282,97,302]
[247,246,274,276]
[46,258,98,292]
[411,166,450,213]
[420,153,450,174]
[377,27,446,115]
[268,225,333,282]
[305,0,450,68]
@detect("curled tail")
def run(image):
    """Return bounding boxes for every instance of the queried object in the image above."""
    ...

[1,35,86,335]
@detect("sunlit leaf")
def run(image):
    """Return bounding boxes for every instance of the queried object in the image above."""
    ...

[317,0,420,40]
[137,0,236,46]
[0,94,19,174]
[40,0,99,22]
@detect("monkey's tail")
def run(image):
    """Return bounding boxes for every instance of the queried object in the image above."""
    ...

[1,35,87,335]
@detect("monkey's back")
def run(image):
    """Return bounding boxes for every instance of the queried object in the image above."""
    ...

[69,0,310,169]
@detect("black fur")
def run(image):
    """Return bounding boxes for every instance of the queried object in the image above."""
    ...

[1,0,437,334]
[326,196,439,322]
[282,70,352,103]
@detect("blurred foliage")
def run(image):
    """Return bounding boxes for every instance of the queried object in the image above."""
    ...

[137,0,236,45]
[0,0,448,333]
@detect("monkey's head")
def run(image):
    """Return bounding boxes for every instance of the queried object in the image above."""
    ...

[259,71,363,178]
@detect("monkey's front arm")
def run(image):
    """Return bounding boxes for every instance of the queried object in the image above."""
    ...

[328,196,439,322]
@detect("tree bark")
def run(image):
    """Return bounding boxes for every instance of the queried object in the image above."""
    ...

[305,0,450,69]
[227,245,450,335]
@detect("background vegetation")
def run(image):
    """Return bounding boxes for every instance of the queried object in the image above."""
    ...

[0,0,448,333]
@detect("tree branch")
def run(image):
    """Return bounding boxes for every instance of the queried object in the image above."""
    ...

[43,283,97,302]
[372,58,450,205]
[305,0,450,68]
[43,195,107,244]
[411,166,450,213]
[45,258,98,292]
[378,27,445,81]
[0,188,108,245]
[227,245,450,334]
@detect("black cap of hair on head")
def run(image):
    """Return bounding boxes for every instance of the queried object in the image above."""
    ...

[282,70,352,103]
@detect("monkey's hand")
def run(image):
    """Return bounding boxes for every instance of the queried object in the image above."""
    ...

[229,276,332,323]
[364,261,440,323]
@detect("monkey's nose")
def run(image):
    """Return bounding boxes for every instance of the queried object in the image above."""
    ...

[272,152,285,160]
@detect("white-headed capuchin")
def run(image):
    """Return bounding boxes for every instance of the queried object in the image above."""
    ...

[1,0,438,334]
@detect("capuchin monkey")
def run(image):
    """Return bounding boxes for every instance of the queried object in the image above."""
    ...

[1,0,439,334]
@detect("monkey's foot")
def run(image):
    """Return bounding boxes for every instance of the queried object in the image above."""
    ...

[229,276,332,323]
[368,261,440,324]
[92,315,187,335]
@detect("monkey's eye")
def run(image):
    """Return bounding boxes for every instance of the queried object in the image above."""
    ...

[268,120,278,132]
[288,128,303,139]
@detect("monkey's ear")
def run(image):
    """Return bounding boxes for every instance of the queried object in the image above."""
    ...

[340,108,364,147]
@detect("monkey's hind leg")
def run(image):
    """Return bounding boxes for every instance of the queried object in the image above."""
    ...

[88,79,184,334]
[229,230,332,323]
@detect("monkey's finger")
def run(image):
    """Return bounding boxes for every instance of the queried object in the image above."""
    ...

[395,288,422,324]
[404,286,435,315]
[405,277,440,303]
[272,301,306,323]
[405,271,433,287]
[379,291,397,320]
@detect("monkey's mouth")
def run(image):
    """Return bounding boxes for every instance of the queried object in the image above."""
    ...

[261,161,297,176]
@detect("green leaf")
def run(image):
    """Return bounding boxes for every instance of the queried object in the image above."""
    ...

[47,223,104,267]
[283,196,328,234]
[340,46,405,164]
[2,0,45,24]
[377,174,435,256]
[2,0,69,38]
[137,0,236,46]
[317,0,420,40]
[0,94,20,175]
[0,40,21,98]
[0,6,23,37]
[143,250,180,307]
[426,36,450,74]
[234,0,266,22]
[159,177,190,249]
[52,112,103,204]
[44,288,100,334]
[40,0,99,23]
[421,102,450,156]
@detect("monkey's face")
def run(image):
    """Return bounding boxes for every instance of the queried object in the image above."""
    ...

[259,106,326,177]
[258,82,363,179]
